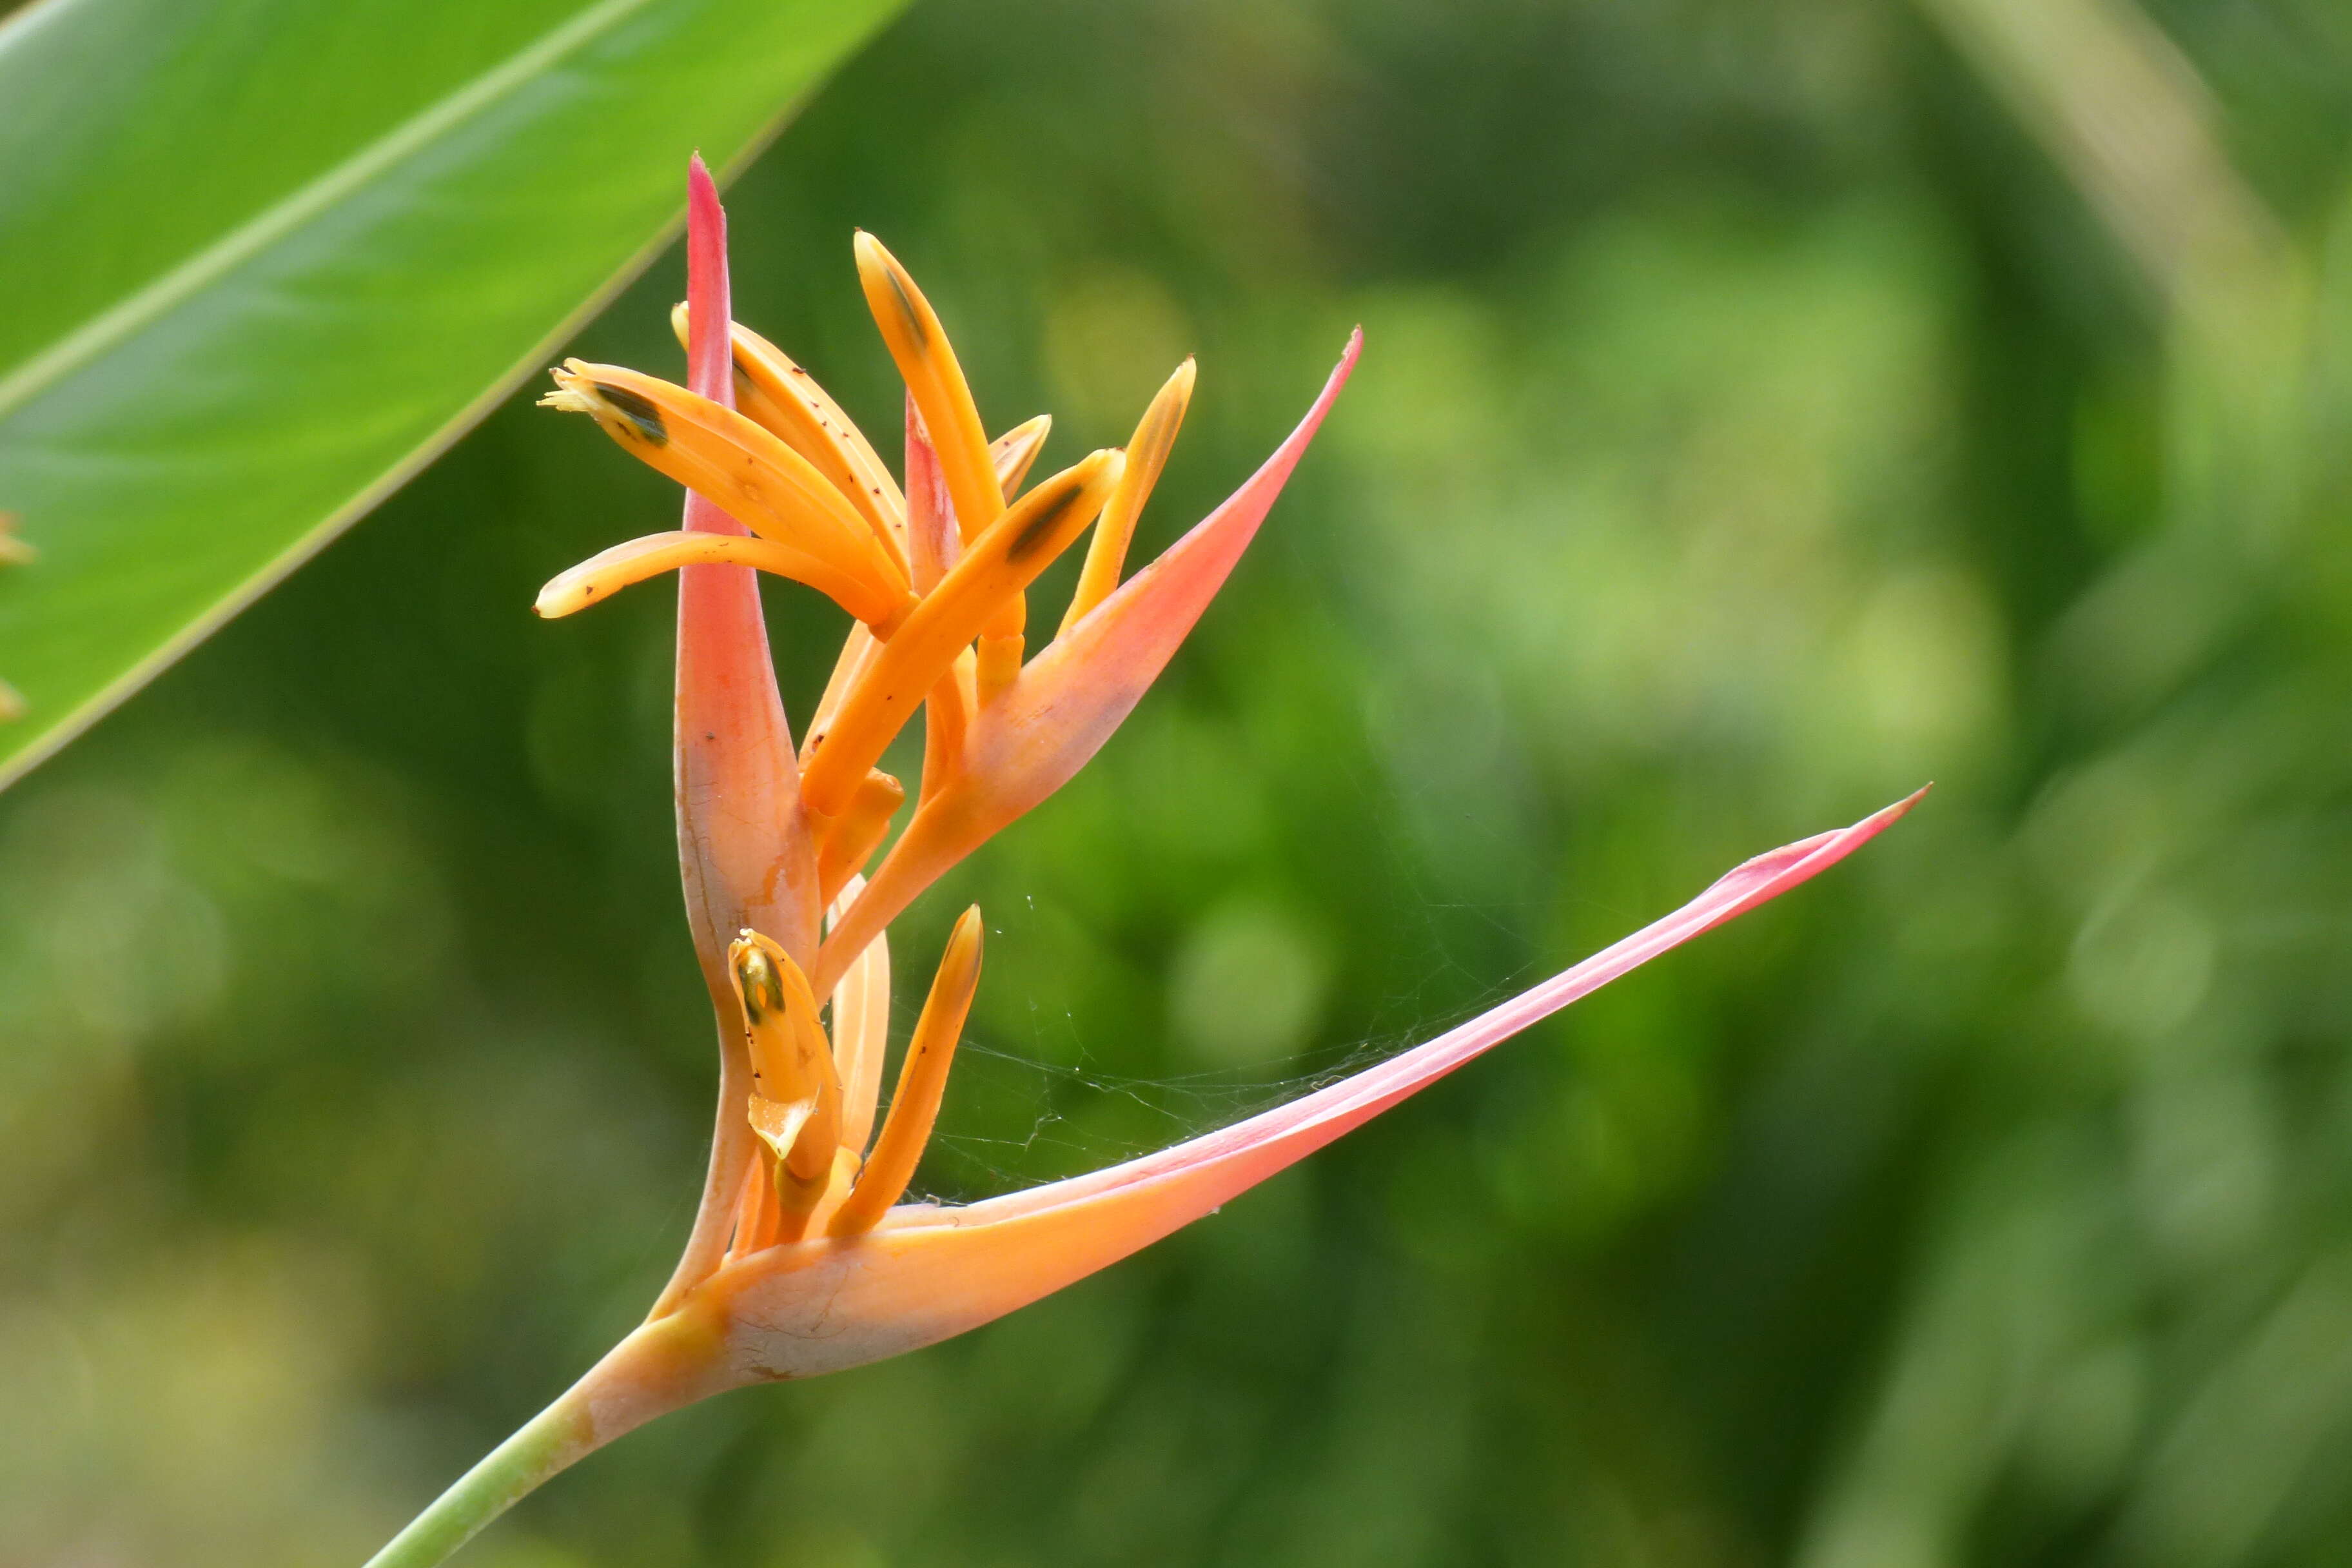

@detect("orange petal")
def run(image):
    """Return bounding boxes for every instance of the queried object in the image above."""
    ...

[731,930,844,1242]
[854,232,1004,543]
[814,768,905,907]
[979,332,1358,810]
[799,449,1124,819]
[828,906,984,1236]
[1061,358,1193,634]
[535,530,893,625]
[730,932,843,1175]
[543,361,912,627]
[992,415,1052,496]
[673,305,911,578]
[812,333,1358,997]
[807,624,882,758]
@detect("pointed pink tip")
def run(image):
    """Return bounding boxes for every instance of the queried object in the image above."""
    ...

[681,151,736,533]
[683,159,732,405]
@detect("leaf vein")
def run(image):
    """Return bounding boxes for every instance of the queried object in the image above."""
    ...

[0,0,654,420]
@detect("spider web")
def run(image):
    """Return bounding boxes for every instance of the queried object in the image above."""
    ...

[888,820,1560,1208]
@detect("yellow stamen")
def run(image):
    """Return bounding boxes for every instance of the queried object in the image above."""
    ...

[799,449,1125,817]
[535,531,908,632]
[828,906,984,1237]
[991,415,1052,496]
[816,768,905,907]
[1062,358,1194,634]
[542,362,911,626]
[852,233,1005,544]
[672,304,911,579]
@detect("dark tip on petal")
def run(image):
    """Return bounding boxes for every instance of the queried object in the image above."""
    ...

[734,939,783,1023]
[1006,479,1086,564]
[595,382,669,447]
[882,265,930,349]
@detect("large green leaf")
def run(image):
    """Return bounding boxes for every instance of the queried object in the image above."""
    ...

[0,0,904,788]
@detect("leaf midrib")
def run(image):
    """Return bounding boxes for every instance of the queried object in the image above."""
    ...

[0,0,653,422]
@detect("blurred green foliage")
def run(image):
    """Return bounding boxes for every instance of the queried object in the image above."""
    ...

[0,0,901,787]
[5,0,2352,1563]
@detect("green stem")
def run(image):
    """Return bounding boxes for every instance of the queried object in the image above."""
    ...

[360,1389,595,1568]
[360,1305,720,1566]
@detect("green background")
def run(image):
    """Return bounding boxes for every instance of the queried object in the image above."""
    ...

[6,0,2352,1563]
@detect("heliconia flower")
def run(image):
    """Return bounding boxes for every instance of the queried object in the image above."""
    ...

[361,159,1922,1568]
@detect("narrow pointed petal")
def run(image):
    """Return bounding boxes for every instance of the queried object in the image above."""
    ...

[813,334,1358,994]
[815,768,905,906]
[535,531,894,624]
[980,333,1357,807]
[828,906,985,1236]
[992,415,1052,496]
[656,157,815,1317]
[1061,358,1193,634]
[545,362,912,627]
[799,450,1124,819]
[854,232,1004,543]
[674,304,911,574]
[702,791,1921,1380]
[827,877,892,1156]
